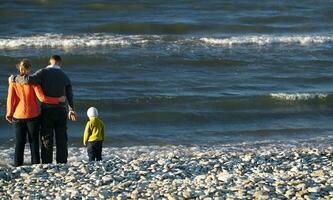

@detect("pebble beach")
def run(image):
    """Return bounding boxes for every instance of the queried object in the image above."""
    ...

[0,144,332,200]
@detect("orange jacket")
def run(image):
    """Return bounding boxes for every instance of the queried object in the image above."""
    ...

[6,83,60,120]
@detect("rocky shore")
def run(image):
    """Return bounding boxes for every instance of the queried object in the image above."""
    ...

[0,145,332,199]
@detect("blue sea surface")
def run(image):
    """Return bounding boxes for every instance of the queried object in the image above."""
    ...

[0,0,333,146]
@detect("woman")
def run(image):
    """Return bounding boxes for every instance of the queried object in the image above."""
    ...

[6,59,65,167]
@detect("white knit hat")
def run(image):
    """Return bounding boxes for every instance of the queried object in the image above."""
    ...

[87,107,98,118]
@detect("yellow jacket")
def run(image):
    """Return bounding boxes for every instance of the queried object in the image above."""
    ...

[83,117,105,145]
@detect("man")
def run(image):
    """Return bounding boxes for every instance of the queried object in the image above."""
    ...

[11,55,77,164]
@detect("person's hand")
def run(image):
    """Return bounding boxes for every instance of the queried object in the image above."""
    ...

[59,96,66,103]
[8,75,14,84]
[6,116,13,123]
[68,111,77,121]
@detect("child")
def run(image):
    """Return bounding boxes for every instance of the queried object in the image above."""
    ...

[83,107,105,161]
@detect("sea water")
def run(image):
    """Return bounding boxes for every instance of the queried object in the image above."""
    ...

[0,0,333,147]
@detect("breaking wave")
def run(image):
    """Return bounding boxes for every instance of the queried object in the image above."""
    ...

[0,34,156,49]
[1,33,333,49]
[270,93,328,101]
[200,35,333,46]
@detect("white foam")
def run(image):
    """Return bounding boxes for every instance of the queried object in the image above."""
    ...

[270,92,328,101]
[200,35,333,46]
[1,34,333,49]
[0,34,154,49]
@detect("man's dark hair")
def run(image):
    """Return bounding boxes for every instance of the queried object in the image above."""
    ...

[50,55,62,63]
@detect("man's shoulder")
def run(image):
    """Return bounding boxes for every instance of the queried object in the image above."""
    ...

[43,66,61,72]
[43,67,69,78]
[34,68,45,74]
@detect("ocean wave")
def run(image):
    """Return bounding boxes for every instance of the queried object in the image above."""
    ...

[2,93,328,110]
[200,35,333,46]
[1,33,333,49]
[68,93,332,117]
[0,34,155,49]
[270,93,328,101]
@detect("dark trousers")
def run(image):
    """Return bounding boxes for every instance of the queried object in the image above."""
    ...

[40,108,68,164]
[13,117,40,167]
[87,141,103,161]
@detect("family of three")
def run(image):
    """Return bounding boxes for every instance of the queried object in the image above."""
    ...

[6,55,105,167]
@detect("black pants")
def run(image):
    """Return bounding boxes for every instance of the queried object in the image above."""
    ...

[87,141,103,161]
[13,117,40,167]
[40,108,68,164]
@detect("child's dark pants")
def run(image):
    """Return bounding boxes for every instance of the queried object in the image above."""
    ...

[87,141,102,161]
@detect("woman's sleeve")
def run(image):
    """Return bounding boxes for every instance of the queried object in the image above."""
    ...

[6,83,19,119]
[32,85,60,104]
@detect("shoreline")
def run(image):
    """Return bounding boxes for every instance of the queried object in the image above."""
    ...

[0,134,332,147]
[0,145,332,199]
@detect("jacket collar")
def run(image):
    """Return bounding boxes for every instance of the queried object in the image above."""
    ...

[46,64,61,69]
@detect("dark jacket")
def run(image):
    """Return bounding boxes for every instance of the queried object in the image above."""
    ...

[15,65,74,111]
